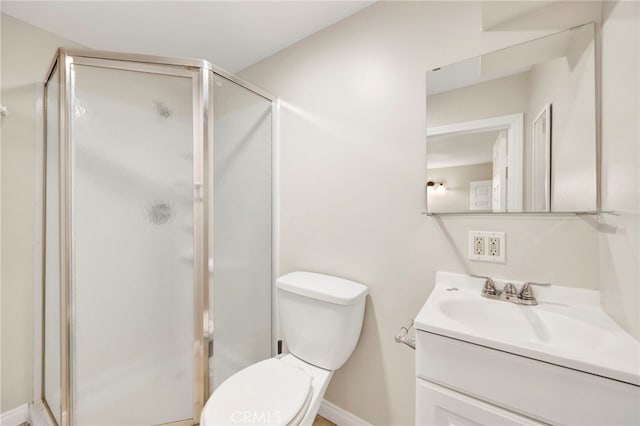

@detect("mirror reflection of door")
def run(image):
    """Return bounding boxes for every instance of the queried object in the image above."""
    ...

[492,130,508,212]
[469,180,492,210]
[532,104,552,212]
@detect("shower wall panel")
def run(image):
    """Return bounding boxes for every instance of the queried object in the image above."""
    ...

[210,74,273,389]
[44,65,61,425]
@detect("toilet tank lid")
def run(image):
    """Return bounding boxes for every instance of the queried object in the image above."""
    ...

[276,272,368,306]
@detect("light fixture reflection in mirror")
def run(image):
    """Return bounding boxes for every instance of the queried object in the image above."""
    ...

[426,180,446,193]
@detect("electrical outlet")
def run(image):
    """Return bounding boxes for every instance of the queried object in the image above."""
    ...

[468,231,486,261]
[489,237,500,257]
[474,236,485,255]
[469,231,506,263]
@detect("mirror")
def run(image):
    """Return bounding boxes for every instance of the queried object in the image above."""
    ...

[426,23,596,213]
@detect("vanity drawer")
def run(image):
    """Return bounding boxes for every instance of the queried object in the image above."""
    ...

[416,330,640,425]
[417,379,543,426]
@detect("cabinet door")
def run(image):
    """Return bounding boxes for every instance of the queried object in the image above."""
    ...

[416,380,544,426]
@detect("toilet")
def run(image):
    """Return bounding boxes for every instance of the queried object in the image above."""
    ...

[201,271,368,426]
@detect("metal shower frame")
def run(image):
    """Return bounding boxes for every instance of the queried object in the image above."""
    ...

[40,48,277,426]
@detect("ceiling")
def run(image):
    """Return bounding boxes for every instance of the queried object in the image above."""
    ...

[481,1,556,31]
[1,1,374,72]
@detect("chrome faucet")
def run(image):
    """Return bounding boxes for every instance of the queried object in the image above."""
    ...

[472,275,550,305]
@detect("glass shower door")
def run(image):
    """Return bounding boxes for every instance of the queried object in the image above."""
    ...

[69,62,197,425]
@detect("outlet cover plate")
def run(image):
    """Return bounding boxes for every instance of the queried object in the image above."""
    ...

[468,231,506,263]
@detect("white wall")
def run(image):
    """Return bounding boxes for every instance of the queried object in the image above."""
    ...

[527,24,597,212]
[0,13,83,413]
[599,0,640,340]
[240,2,601,424]
[427,163,493,212]
[427,71,531,127]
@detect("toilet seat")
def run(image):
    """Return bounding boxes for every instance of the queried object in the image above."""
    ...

[201,358,313,426]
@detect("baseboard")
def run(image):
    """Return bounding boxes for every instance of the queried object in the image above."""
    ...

[7,400,367,426]
[318,399,371,426]
[29,401,53,426]
[0,403,29,426]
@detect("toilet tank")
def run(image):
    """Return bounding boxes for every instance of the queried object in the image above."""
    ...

[276,272,368,371]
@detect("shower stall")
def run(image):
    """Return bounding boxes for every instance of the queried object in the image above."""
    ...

[40,49,275,426]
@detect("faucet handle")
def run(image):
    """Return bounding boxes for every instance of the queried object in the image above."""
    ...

[518,282,551,304]
[471,274,500,296]
[501,283,518,300]
[521,281,551,290]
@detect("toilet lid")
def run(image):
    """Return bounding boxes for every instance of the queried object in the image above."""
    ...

[203,358,313,426]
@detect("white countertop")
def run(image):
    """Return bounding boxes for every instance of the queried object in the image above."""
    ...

[414,271,640,386]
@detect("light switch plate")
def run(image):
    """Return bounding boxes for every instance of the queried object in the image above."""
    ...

[468,231,506,263]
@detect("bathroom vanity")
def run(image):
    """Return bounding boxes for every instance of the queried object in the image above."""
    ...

[413,272,640,426]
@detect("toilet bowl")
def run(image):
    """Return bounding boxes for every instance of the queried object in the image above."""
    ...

[201,271,367,426]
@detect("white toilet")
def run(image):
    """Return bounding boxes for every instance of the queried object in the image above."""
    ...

[201,271,368,426]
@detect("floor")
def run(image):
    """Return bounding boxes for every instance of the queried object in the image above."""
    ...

[15,416,332,425]
[28,417,331,426]
[313,415,336,426]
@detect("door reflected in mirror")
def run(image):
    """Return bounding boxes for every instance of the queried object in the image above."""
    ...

[426,22,596,214]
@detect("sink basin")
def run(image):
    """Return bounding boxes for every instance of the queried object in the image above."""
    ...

[437,298,552,342]
[414,271,640,386]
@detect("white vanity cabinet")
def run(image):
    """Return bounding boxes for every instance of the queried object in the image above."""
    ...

[413,272,640,426]
[415,331,640,426]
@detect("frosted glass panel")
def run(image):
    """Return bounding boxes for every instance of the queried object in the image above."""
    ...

[44,65,61,424]
[70,64,194,425]
[210,75,272,389]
